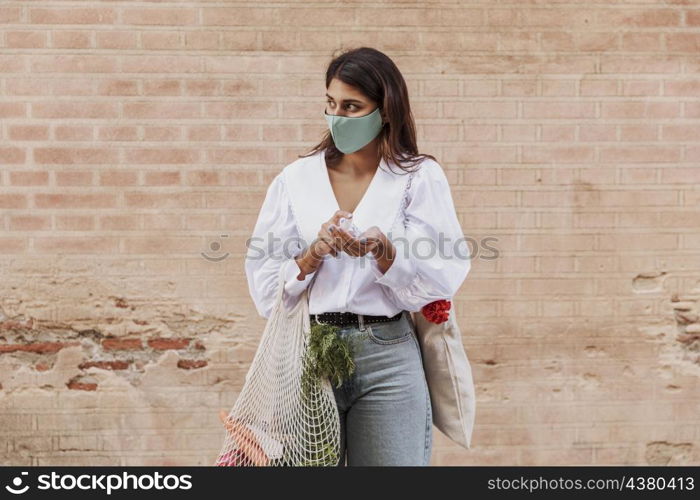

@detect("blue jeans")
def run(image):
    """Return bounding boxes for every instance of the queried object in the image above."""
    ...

[328,310,433,466]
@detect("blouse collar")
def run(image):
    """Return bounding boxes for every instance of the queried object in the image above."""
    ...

[284,150,411,248]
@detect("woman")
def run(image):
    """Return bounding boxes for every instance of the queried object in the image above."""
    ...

[244,47,471,466]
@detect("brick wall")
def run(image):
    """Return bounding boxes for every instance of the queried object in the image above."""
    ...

[1,1,699,466]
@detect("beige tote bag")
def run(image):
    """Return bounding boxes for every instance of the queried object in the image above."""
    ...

[410,307,476,450]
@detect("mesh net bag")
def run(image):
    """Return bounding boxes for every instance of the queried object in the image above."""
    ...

[215,266,344,466]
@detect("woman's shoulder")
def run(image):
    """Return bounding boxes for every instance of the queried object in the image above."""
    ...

[406,155,450,191]
[280,150,322,180]
[261,152,321,197]
[394,156,451,215]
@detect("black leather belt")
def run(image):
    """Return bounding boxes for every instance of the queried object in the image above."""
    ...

[310,311,403,328]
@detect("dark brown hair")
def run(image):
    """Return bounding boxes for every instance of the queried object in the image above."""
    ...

[299,47,436,174]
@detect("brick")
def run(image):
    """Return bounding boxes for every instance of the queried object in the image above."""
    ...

[148,338,190,350]
[29,8,116,24]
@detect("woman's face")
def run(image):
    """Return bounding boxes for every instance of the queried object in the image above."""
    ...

[325,78,378,118]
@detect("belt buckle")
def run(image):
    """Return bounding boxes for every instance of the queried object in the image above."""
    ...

[357,313,366,332]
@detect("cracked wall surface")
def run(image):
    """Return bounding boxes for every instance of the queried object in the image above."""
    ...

[0,261,258,466]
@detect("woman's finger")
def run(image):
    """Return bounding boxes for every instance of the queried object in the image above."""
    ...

[343,230,378,255]
[323,226,344,254]
[331,211,353,226]
[317,237,337,257]
[331,226,358,252]
[340,231,376,256]
[351,237,380,257]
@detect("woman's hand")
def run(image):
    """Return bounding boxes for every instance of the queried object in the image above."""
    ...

[329,224,397,275]
[316,210,353,258]
[294,210,354,279]
[330,224,382,257]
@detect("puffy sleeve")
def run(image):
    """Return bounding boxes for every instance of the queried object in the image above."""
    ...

[370,160,471,312]
[244,172,316,319]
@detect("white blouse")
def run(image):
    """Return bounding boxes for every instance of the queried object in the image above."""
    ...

[244,150,471,319]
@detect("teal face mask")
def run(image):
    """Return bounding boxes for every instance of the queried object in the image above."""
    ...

[324,107,384,154]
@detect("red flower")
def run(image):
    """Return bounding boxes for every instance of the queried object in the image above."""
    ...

[421,299,451,324]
